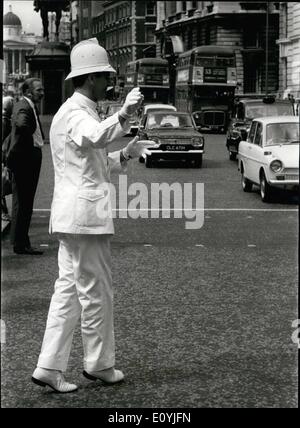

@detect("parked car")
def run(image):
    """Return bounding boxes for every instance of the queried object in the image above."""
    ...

[138,111,205,167]
[226,96,294,160]
[238,116,299,202]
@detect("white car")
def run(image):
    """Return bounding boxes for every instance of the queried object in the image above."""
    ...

[143,103,177,115]
[238,116,299,202]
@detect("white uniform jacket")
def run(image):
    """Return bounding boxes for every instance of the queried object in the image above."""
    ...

[49,92,130,235]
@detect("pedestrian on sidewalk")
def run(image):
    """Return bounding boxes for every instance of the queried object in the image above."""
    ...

[7,78,45,255]
[32,38,152,393]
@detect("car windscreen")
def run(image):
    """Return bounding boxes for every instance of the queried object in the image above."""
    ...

[265,123,299,146]
[245,103,293,119]
[108,105,122,114]
[146,107,175,114]
[146,114,193,129]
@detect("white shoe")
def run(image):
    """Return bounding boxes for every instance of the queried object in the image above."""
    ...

[83,367,124,384]
[32,367,78,393]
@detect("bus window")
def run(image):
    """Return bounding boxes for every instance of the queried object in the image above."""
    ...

[216,58,235,67]
[195,57,214,67]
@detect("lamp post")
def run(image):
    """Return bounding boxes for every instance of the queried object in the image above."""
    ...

[265,1,269,96]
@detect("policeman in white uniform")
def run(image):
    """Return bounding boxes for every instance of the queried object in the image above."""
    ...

[32,39,153,393]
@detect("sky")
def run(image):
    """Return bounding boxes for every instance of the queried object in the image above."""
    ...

[4,0,43,35]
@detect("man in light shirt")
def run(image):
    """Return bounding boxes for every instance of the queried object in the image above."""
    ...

[8,78,45,255]
[32,38,152,393]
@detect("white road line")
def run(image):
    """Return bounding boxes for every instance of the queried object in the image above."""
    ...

[33,208,298,212]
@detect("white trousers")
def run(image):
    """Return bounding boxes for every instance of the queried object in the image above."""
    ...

[37,233,115,372]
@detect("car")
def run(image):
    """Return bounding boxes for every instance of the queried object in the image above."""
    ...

[138,111,205,167]
[97,101,138,135]
[226,96,294,161]
[192,104,230,134]
[238,116,299,202]
[142,103,177,116]
[97,101,122,120]
[139,103,177,124]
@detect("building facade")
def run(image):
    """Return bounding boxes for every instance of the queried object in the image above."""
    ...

[74,1,157,92]
[277,2,300,99]
[3,5,42,95]
[155,1,280,95]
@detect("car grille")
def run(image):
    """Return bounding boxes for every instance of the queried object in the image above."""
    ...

[203,112,225,126]
[282,168,299,174]
[284,175,299,181]
[160,139,191,145]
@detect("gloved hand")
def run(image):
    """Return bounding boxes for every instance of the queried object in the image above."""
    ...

[122,137,156,159]
[119,87,144,119]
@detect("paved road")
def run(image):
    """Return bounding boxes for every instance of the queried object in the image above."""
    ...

[1,133,298,408]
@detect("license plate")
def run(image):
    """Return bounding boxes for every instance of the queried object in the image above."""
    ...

[163,145,188,151]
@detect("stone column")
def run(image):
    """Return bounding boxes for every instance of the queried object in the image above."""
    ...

[12,50,15,74]
[176,1,182,13]
[26,51,29,74]
[19,50,22,74]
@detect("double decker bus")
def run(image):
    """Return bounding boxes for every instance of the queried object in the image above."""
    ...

[175,46,237,132]
[124,58,170,104]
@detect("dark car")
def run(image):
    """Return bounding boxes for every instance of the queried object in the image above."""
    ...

[193,104,230,134]
[226,96,294,160]
[138,111,205,167]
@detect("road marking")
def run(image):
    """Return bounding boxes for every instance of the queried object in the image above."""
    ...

[33,208,298,212]
[248,245,257,247]
[40,244,49,247]
[195,244,204,247]
[144,244,152,247]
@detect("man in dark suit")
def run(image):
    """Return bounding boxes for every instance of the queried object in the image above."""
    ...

[8,78,45,255]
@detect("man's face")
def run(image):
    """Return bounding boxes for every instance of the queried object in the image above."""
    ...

[92,73,111,100]
[30,80,44,103]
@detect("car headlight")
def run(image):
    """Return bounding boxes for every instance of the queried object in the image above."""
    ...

[231,131,241,140]
[192,136,204,146]
[151,137,160,144]
[270,159,283,173]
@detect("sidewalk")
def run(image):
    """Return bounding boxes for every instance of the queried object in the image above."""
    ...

[40,115,53,144]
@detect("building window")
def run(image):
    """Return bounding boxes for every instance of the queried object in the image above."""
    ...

[146,2,155,15]
[187,30,193,49]
[244,30,259,48]
[182,2,187,12]
[145,27,155,42]
[205,26,210,44]
[127,27,131,44]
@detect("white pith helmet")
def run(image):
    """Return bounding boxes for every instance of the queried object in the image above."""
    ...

[65,38,116,80]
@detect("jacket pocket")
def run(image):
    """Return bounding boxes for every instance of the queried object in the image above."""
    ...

[75,189,110,227]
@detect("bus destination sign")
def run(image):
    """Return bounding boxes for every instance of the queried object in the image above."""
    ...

[203,67,227,83]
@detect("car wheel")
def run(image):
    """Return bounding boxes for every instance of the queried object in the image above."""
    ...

[229,151,237,161]
[139,156,145,163]
[260,172,273,202]
[145,155,153,168]
[193,155,202,168]
[241,172,253,192]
